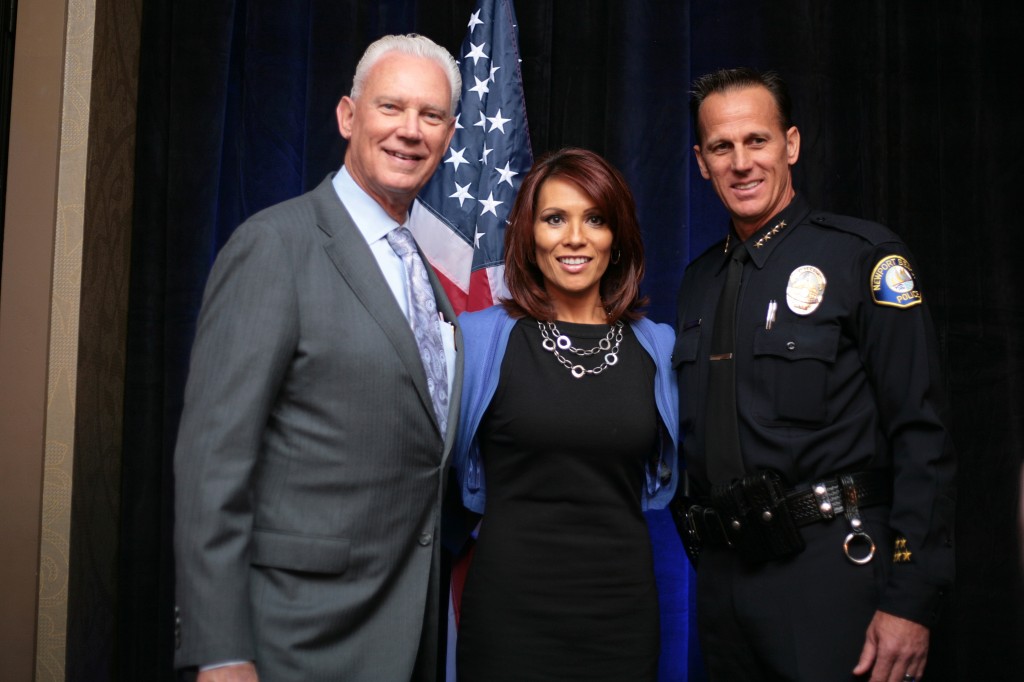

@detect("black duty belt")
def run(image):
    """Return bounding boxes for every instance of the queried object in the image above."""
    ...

[671,469,891,566]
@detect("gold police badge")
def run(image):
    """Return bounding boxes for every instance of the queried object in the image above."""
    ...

[786,265,827,315]
[871,255,922,308]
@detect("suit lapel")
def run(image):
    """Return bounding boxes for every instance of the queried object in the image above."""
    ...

[310,178,440,435]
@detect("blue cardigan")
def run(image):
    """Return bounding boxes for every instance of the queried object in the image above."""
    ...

[453,305,679,514]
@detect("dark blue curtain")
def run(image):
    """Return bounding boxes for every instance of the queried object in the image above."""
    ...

[115,1,1023,680]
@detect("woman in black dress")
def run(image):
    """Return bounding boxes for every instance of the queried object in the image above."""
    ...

[451,148,680,681]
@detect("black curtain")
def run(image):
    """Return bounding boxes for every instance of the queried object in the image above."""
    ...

[117,1,1023,680]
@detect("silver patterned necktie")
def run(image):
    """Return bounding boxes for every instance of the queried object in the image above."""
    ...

[386,226,449,434]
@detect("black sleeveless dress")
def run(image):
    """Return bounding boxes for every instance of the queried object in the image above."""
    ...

[456,318,660,682]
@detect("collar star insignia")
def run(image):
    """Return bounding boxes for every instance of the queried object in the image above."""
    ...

[755,219,787,248]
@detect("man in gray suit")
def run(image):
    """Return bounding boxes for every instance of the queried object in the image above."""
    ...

[173,34,462,682]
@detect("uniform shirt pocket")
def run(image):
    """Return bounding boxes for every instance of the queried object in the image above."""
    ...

[752,321,839,426]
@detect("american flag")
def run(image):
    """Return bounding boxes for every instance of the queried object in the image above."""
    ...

[410,0,533,315]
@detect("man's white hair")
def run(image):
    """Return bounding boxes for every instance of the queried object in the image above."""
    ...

[350,34,461,115]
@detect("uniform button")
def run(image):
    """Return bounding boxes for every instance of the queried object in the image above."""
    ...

[786,341,796,350]
[418,532,433,546]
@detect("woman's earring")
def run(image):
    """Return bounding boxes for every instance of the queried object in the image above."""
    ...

[611,249,621,265]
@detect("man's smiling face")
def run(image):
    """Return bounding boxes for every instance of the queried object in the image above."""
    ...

[337,51,455,223]
[694,84,800,239]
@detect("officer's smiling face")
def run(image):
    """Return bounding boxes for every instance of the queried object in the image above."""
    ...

[694,85,800,240]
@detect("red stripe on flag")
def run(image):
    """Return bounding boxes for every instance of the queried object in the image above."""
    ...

[465,268,496,313]
[430,265,469,316]
[450,542,476,628]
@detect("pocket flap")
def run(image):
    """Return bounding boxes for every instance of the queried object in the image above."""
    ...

[251,529,350,574]
[672,323,701,368]
[753,322,839,362]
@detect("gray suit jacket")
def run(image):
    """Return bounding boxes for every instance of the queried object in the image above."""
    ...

[173,175,463,681]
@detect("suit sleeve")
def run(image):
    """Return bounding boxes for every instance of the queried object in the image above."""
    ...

[856,243,956,626]
[173,219,299,668]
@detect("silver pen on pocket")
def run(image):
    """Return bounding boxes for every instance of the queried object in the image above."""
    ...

[765,299,777,330]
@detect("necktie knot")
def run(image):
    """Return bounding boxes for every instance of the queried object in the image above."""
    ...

[731,243,750,265]
[386,226,417,258]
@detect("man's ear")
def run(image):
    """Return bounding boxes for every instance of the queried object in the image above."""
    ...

[336,96,355,140]
[786,125,801,166]
[693,145,711,180]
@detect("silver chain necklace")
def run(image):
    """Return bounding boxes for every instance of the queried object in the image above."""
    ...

[537,319,624,379]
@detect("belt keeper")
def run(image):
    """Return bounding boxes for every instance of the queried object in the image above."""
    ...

[812,481,835,520]
[840,473,876,565]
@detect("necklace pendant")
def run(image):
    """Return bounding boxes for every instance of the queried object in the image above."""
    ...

[556,334,572,350]
[571,364,586,379]
[541,337,556,352]
[605,352,619,366]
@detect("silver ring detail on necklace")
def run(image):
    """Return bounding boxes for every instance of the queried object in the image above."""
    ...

[537,319,624,378]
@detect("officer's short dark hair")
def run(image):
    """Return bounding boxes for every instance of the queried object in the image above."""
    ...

[689,67,793,145]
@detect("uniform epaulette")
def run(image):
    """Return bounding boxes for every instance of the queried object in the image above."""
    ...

[809,212,898,246]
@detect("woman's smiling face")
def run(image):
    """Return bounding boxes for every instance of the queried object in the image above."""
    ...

[533,177,613,312]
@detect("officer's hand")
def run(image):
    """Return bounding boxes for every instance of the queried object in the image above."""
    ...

[852,610,929,682]
[197,662,259,682]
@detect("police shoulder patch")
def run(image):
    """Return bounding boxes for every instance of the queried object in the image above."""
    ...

[870,255,922,308]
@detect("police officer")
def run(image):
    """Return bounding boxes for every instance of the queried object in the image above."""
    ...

[673,67,955,682]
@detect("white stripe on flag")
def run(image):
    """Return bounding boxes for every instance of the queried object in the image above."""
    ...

[409,200,474,295]
[485,264,508,302]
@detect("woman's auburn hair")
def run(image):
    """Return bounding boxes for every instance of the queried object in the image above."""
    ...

[500,147,648,323]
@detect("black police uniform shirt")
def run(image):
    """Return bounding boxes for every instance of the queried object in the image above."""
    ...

[674,194,955,626]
